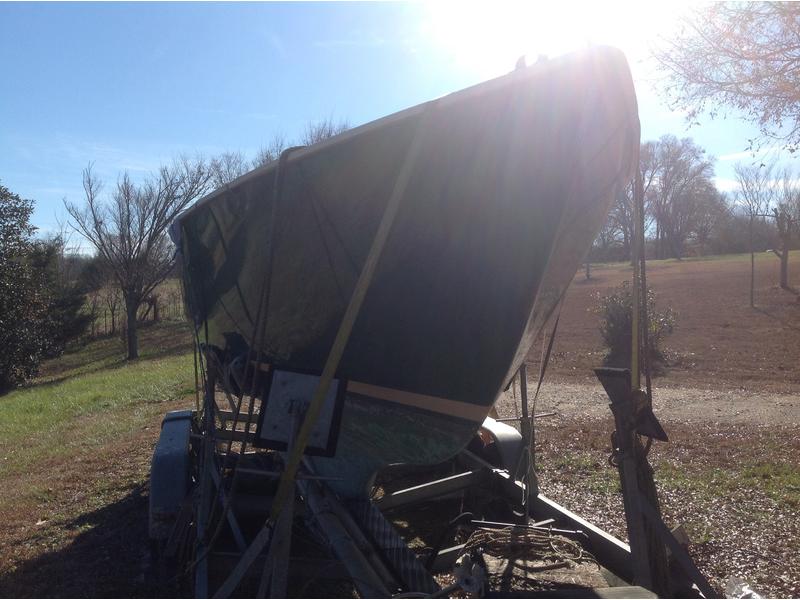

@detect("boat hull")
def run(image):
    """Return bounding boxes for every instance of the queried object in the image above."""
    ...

[175,46,640,496]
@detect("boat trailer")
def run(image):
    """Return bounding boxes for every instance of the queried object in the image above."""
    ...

[150,47,717,599]
[148,359,718,598]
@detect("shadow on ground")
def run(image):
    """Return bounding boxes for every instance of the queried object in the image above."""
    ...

[753,304,800,332]
[0,484,178,598]
[29,321,194,389]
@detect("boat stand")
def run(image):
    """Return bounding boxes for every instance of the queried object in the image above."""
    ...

[595,367,717,599]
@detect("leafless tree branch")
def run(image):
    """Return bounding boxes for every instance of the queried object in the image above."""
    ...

[65,157,212,358]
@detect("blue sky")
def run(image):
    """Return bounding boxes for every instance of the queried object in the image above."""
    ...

[0,1,787,236]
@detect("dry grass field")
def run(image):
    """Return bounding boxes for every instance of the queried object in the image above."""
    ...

[513,250,800,597]
[0,251,798,597]
[549,251,800,391]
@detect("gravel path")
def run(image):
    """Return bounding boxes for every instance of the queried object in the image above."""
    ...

[495,377,800,426]
[493,376,800,598]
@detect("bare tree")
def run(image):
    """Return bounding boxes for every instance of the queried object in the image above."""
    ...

[591,213,622,262]
[615,142,661,258]
[48,215,85,287]
[649,136,715,259]
[210,151,249,188]
[103,284,122,335]
[78,252,119,336]
[773,168,799,290]
[66,158,212,359]
[252,133,289,169]
[639,141,661,236]
[250,120,349,171]
[603,185,635,259]
[301,117,349,146]
[690,186,728,256]
[594,143,660,262]
[654,3,800,152]
[597,137,728,262]
[735,162,775,218]
[734,161,777,306]
[86,288,101,337]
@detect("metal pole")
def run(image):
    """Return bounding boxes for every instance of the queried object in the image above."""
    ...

[631,176,642,391]
[195,362,216,598]
[298,477,392,598]
[750,214,755,308]
[262,410,300,598]
[519,363,529,429]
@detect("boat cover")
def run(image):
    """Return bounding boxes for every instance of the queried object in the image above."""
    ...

[173,46,639,494]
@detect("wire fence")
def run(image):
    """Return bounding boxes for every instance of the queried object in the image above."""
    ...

[84,283,186,339]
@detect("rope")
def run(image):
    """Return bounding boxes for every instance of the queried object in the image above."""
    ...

[462,527,594,565]
[179,147,303,583]
[514,299,563,500]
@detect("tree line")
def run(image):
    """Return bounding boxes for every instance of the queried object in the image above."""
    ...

[590,135,800,285]
[0,119,348,392]
[7,0,800,393]
[0,185,93,391]
[588,2,800,286]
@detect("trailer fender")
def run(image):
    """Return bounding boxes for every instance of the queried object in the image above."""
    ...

[149,410,193,540]
[478,417,524,474]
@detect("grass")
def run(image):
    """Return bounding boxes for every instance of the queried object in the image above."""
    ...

[588,248,800,270]
[536,418,800,597]
[550,452,620,494]
[655,456,800,509]
[536,443,785,504]
[0,319,197,597]
[0,320,195,480]
[738,462,800,507]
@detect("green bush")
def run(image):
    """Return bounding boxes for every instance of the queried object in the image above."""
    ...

[594,281,675,370]
[0,184,49,392]
[0,184,93,393]
[29,240,94,358]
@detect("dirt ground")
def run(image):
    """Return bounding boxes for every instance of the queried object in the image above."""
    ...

[0,253,798,597]
[0,395,189,598]
[531,414,800,599]
[545,253,800,393]
[497,379,800,427]
[505,253,800,598]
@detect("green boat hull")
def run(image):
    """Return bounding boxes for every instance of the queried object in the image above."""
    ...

[174,46,640,496]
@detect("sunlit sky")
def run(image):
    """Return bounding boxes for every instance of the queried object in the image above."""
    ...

[0,1,789,235]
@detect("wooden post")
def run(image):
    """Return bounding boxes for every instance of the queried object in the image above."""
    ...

[595,368,671,595]
[597,370,651,590]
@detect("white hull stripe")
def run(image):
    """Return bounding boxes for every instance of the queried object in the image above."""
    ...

[247,361,489,422]
[347,380,489,422]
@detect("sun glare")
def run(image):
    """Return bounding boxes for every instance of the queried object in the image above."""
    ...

[420,1,690,79]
